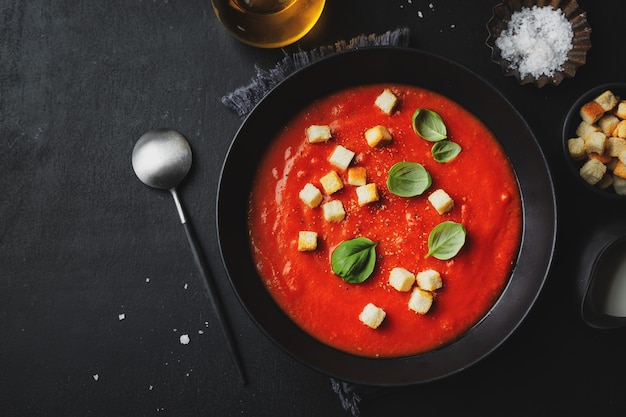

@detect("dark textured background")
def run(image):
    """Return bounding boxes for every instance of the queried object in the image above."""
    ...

[2,1,626,416]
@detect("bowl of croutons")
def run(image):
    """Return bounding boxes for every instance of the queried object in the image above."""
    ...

[563,83,626,197]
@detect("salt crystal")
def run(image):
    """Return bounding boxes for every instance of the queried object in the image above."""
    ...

[495,6,573,79]
[118,313,125,321]
[93,374,99,381]
[179,334,190,345]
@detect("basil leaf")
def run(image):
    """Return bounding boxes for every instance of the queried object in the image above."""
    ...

[412,108,447,142]
[331,237,377,284]
[426,221,466,260]
[387,161,432,197]
[432,140,461,163]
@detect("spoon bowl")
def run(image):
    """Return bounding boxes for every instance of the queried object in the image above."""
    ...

[132,129,192,190]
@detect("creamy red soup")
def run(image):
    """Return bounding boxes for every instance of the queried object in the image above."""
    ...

[248,84,522,358]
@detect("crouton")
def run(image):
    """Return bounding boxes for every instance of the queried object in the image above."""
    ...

[594,90,619,112]
[616,101,626,119]
[416,269,443,291]
[428,189,454,215]
[356,183,379,206]
[614,120,626,138]
[319,170,343,195]
[299,183,323,208]
[576,121,600,138]
[619,149,626,165]
[359,303,386,329]
[607,137,626,157]
[408,287,433,315]
[374,88,399,115]
[584,131,607,155]
[347,167,367,186]
[322,200,345,223]
[306,124,332,143]
[364,125,392,147]
[599,114,620,136]
[614,160,626,179]
[589,153,612,164]
[388,267,415,292]
[298,231,318,251]
[580,101,605,124]
[567,137,586,160]
[579,158,607,185]
[328,145,355,171]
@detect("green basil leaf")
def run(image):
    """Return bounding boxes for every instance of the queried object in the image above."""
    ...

[432,140,461,163]
[426,221,466,260]
[331,237,377,284]
[387,161,432,197]
[412,108,447,142]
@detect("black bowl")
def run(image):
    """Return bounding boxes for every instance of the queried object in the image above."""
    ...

[217,47,556,386]
[562,82,626,199]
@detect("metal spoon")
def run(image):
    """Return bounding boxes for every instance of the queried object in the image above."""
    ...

[132,128,246,383]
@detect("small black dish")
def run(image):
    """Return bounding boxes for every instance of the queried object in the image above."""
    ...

[486,0,591,87]
[562,82,626,199]
[578,221,626,329]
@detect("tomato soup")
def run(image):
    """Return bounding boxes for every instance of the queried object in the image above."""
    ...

[248,84,522,358]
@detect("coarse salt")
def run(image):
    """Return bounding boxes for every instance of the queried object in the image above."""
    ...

[495,6,573,79]
[179,334,190,345]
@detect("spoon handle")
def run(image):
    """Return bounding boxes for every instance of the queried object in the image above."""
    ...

[182,221,248,384]
[170,190,247,383]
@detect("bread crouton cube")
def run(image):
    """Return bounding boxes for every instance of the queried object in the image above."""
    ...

[576,121,600,138]
[579,158,607,185]
[364,125,392,147]
[388,267,415,292]
[408,287,433,315]
[607,137,626,157]
[374,88,399,115]
[618,149,626,165]
[416,269,443,291]
[580,101,605,124]
[589,153,612,164]
[616,101,626,119]
[298,231,318,251]
[359,303,386,329]
[567,137,586,160]
[599,114,620,136]
[584,131,606,155]
[306,124,332,143]
[322,200,345,223]
[613,175,626,195]
[328,145,355,171]
[356,183,379,206]
[594,90,619,112]
[299,183,323,208]
[614,160,626,179]
[428,189,454,215]
[320,170,343,195]
[347,167,367,186]
[614,120,626,139]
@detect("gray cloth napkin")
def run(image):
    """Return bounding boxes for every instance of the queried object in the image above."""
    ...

[221,27,411,417]
[221,27,411,117]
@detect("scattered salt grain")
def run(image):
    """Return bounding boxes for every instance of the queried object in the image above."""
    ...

[118,313,125,321]
[93,374,99,381]
[495,6,573,79]
[179,334,190,345]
